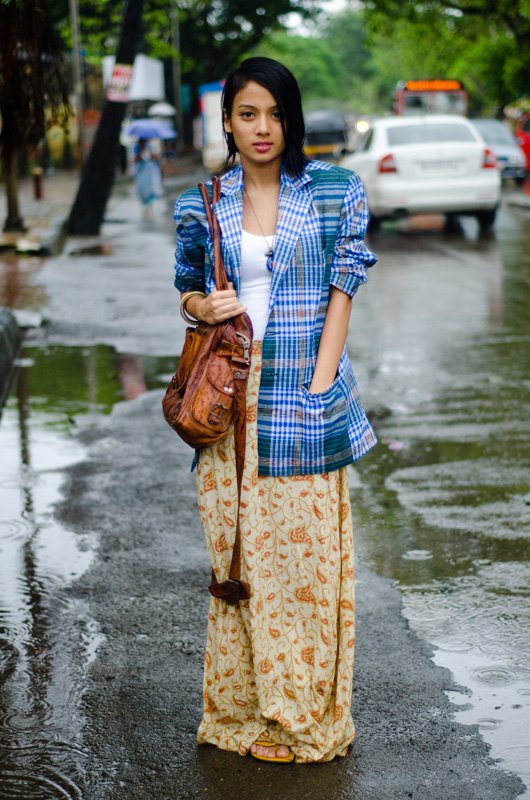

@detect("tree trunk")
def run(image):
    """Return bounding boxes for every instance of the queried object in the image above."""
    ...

[68,0,145,235]
[2,143,26,232]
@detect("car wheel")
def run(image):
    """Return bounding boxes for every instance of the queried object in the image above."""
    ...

[444,213,461,233]
[476,208,497,232]
[368,214,381,234]
[515,176,525,188]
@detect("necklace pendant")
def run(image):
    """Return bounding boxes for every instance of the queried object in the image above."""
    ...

[265,247,273,258]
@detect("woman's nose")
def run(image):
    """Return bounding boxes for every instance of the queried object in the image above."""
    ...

[255,114,270,134]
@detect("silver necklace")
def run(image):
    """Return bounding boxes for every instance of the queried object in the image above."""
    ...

[244,188,276,271]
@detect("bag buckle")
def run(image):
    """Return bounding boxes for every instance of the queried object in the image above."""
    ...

[235,332,251,364]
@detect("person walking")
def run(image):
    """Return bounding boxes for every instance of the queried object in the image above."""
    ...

[173,57,377,764]
[134,137,162,219]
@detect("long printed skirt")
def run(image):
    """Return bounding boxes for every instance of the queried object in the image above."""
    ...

[196,343,356,763]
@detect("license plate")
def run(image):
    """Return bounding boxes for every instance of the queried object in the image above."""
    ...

[418,160,463,172]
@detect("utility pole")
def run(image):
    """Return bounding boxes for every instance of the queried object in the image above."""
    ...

[68,0,145,235]
[68,0,85,162]
[171,2,184,150]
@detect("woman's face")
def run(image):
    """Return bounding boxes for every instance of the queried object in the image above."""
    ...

[224,80,285,170]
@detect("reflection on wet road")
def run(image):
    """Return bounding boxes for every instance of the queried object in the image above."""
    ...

[350,207,530,791]
[0,345,176,798]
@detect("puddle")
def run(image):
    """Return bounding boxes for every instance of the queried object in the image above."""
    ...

[0,343,176,796]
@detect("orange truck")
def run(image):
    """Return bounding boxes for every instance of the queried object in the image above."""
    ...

[393,79,468,116]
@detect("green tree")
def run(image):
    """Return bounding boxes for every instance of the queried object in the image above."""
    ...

[253,31,344,106]
[0,0,69,231]
[361,0,529,109]
[321,9,380,112]
[48,0,321,92]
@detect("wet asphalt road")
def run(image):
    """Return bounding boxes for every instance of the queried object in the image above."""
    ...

[0,179,528,799]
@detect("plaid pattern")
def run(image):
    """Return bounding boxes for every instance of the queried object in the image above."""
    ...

[173,160,377,476]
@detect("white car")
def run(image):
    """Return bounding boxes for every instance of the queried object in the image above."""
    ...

[340,115,501,232]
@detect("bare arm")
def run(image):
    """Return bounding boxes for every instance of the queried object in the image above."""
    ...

[309,286,352,393]
[181,283,246,325]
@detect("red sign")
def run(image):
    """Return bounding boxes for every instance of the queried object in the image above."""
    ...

[107,64,133,103]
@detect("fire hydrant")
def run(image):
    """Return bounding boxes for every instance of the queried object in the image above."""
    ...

[32,167,44,200]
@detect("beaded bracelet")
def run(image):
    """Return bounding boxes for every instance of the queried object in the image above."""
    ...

[179,291,207,325]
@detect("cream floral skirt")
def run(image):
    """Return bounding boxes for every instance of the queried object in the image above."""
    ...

[196,342,356,763]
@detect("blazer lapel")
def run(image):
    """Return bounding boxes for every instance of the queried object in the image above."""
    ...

[268,177,312,313]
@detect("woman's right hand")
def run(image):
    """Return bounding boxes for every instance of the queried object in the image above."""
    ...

[186,283,247,324]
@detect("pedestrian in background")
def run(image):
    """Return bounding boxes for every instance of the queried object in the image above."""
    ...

[173,57,377,764]
[134,137,162,219]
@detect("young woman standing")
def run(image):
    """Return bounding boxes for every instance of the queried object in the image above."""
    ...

[173,57,377,764]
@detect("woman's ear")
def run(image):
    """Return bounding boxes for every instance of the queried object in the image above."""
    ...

[223,109,232,134]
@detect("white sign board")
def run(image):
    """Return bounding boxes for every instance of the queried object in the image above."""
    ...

[103,55,164,101]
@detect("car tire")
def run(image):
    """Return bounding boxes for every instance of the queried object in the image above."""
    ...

[476,208,497,232]
[368,214,381,234]
[515,176,525,188]
[444,213,461,233]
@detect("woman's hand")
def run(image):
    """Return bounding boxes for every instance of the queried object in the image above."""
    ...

[184,283,247,325]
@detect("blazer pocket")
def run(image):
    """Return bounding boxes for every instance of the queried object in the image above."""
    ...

[298,376,350,465]
[300,373,342,404]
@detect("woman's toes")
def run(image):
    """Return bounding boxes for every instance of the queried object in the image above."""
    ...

[250,742,291,759]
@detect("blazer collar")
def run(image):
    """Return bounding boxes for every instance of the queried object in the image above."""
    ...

[213,163,313,300]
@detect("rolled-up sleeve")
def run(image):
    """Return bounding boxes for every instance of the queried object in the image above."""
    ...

[173,194,206,292]
[330,173,377,298]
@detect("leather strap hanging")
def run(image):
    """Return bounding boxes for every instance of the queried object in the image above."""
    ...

[198,178,251,605]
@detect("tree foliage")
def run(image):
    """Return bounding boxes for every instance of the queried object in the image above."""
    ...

[48,0,321,94]
[0,0,69,152]
[253,31,344,106]
[361,0,530,108]
[256,4,529,116]
[0,0,69,229]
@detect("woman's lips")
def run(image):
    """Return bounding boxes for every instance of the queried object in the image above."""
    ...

[253,142,273,152]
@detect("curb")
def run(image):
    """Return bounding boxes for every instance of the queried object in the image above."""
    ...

[0,213,69,256]
[0,307,22,408]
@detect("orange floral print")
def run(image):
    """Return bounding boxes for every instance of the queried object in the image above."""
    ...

[196,344,356,763]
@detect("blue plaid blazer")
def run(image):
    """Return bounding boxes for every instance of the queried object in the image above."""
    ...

[173,160,377,476]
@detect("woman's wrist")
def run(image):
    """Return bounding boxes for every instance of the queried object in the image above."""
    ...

[180,291,207,324]
[185,293,207,321]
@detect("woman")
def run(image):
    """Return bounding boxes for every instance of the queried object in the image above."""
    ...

[173,57,376,764]
[134,137,163,219]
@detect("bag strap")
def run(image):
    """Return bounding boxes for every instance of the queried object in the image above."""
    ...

[198,177,228,292]
[199,177,250,604]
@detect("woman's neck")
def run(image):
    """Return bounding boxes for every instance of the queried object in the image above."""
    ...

[240,157,281,192]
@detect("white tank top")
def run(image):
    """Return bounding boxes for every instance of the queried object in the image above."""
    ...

[239,229,273,340]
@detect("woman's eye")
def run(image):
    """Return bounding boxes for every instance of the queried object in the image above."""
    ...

[272,112,282,120]
[241,112,254,119]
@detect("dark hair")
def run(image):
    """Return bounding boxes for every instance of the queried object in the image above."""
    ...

[222,57,308,177]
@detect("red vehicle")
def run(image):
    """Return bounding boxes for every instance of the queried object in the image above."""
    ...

[394,79,468,116]
[515,113,530,171]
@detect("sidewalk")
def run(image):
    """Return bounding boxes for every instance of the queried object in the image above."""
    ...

[0,170,79,255]
[0,154,203,256]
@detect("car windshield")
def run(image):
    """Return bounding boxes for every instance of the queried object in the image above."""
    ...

[386,122,476,146]
[472,120,516,145]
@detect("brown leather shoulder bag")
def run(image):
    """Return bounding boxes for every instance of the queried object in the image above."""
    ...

[162,176,253,604]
